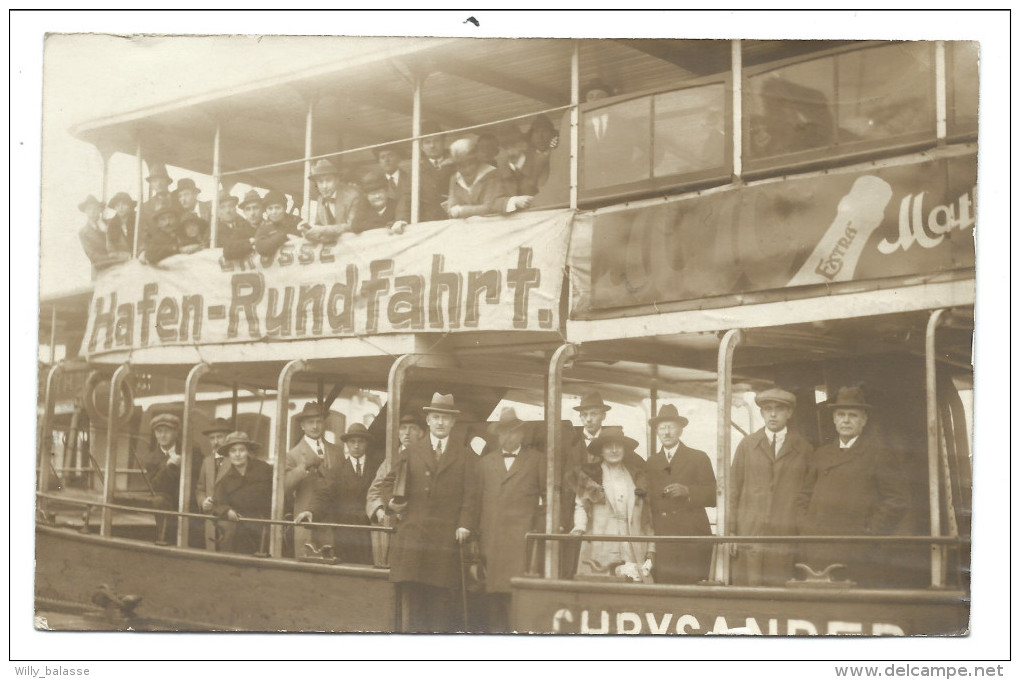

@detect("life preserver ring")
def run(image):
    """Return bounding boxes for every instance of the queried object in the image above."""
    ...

[82,372,135,425]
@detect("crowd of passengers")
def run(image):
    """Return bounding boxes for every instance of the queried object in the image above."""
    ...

[77,115,562,276]
[139,381,909,633]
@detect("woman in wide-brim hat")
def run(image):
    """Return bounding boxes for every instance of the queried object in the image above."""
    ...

[211,432,273,554]
[569,430,655,583]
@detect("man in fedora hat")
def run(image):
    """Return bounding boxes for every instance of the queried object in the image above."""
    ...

[730,387,816,586]
[254,189,304,258]
[211,432,273,554]
[307,158,371,239]
[139,412,202,543]
[797,386,909,587]
[296,423,379,564]
[382,393,479,632]
[645,404,717,584]
[214,191,256,260]
[444,136,518,219]
[194,417,234,550]
[477,407,546,632]
[174,177,211,224]
[105,192,137,257]
[239,189,266,232]
[285,401,343,555]
[359,170,399,232]
[77,194,129,276]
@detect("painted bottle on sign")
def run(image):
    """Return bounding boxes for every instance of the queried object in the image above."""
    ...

[787,175,893,287]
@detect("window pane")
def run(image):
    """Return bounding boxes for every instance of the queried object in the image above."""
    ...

[653,83,727,177]
[747,56,836,159]
[836,42,934,142]
[582,98,652,190]
[950,41,979,134]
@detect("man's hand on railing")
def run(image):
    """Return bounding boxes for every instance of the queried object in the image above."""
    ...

[226,509,240,522]
[505,195,534,213]
[294,511,314,524]
[389,220,408,235]
[569,527,585,536]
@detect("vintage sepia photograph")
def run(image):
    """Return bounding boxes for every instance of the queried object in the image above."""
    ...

[16,10,1008,668]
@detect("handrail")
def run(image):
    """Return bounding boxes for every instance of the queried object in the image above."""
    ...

[525,532,966,546]
[712,329,743,584]
[101,364,132,538]
[178,362,212,547]
[925,308,947,587]
[271,358,308,557]
[37,361,69,498]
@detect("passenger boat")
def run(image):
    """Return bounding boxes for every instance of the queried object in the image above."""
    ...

[36,37,976,634]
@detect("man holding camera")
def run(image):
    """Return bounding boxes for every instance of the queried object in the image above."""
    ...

[284,402,342,555]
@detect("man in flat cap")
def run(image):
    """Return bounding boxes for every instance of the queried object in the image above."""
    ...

[477,407,546,632]
[307,158,371,240]
[139,412,202,543]
[730,387,815,586]
[296,423,379,564]
[379,393,480,632]
[284,402,343,555]
[194,418,233,550]
[797,387,909,587]
[214,191,256,260]
[645,404,717,584]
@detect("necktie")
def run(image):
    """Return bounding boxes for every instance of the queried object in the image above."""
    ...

[434,441,442,464]
[770,435,777,457]
[317,440,324,458]
[388,174,398,191]
[323,200,335,224]
[355,458,362,477]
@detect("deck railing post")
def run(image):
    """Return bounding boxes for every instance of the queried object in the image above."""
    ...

[101,364,132,538]
[37,362,68,500]
[271,359,307,558]
[926,309,947,587]
[545,343,577,579]
[178,362,211,547]
[712,329,743,584]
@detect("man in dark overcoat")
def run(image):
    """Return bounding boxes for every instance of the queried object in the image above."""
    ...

[139,412,202,544]
[797,387,909,587]
[645,404,717,584]
[477,408,546,632]
[384,393,480,633]
[195,417,233,550]
[730,387,815,586]
[296,423,380,564]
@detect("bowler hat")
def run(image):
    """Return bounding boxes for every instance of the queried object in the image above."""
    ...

[488,407,526,436]
[588,431,639,457]
[107,192,136,210]
[150,413,181,431]
[239,189,263,209]
[146,163,173,183]
[176,178,201,194]
[649,404,689,428]
[573,391,611,413]
[308,159,342,180]
[201,417,233,435]
[422,393,462,416]
[360,170,389,194]
[755,387,797,408]
[295,401,327,421]
[581,78,613,101]
[448,137,478,162]
[263,189,288,209]
[216,431,261,456]
[340,422,373,442]
[217,190,239,207]
[77,194,104,213]
[827,386,872,411]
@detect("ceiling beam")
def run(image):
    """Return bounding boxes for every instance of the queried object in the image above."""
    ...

[431,57,567,106]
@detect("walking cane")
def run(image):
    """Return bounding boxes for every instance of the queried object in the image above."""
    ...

[458,541,469,632]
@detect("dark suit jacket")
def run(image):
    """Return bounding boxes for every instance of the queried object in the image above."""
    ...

[308,454,381,563]
[387,438,480,589]
[645,442,717,584]
[478,446,546,592]
[211,458,274,519]
[418,157,454,223]
[194,454,231,507]
[139,445,203,509]
[216,216,256,260]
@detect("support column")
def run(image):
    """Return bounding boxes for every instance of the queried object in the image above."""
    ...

[569,42,580,210]
[178,362,211,547]
[303,98,314,223]
[271,359,307,557]
[545,343,577,579]
[935,41,948,141]
[101,364,132,538]
[731,39,743,180]
[133,143,143,257]
[711,329,743,584]
[210,124,222,248]
[925,308,946,587]
[410,77,423,225]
